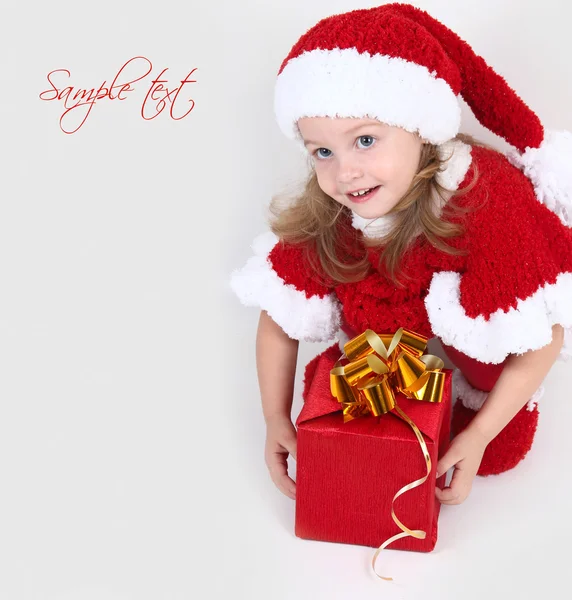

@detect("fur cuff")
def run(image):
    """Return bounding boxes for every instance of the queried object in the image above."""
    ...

[425,270,572,364]
[507,129,572,228]
[230,232,342,342]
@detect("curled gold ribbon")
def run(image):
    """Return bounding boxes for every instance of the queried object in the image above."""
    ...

[330,327,445,581]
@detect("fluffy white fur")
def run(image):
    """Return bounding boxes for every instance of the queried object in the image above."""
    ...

[435,139,473,191]
[452,369,543,412]
[229,231,342,342]
[351,139,472,237]
[507,129,572,228]
[351,211,398,238]
[274,47,461,152]
[425,271,572,364]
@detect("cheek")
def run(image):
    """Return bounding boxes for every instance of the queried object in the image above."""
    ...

[369,153,395,181]
[315,166,336,189]
[400,141,422,173]
[385,150,419,184]
[315,173,332,196]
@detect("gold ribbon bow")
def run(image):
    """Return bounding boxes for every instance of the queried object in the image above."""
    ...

[330,327,446,581]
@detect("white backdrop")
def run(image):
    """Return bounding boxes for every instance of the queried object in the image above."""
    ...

[1,1,571,598]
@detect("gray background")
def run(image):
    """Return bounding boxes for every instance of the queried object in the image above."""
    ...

[1,0,571,598]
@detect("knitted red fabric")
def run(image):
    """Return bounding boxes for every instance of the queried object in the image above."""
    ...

[301,343,340,404]
[383,3,544,151]
[459,149,572,319]
[268,239,333,299]
[267,145,572,342]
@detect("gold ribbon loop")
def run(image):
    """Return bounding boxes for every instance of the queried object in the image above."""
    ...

[329,327,445,580]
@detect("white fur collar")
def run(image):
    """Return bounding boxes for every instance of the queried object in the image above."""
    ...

[351,138,473,238]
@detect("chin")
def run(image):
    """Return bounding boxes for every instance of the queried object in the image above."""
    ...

[352,204,390,219]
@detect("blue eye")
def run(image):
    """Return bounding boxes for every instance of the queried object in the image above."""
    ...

[315,148,332,159]
[357,135,375,148]
[313,135,375,160]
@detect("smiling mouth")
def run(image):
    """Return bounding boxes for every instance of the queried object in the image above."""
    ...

[347,185,381,203]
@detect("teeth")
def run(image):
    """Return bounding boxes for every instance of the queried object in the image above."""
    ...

[350,187,374,197]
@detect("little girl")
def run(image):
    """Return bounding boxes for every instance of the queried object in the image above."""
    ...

[230,3,572,506]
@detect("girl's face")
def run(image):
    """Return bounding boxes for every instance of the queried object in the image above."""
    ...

[297,117,424,219]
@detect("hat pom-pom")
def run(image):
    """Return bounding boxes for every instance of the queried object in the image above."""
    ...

[507,130,572,227]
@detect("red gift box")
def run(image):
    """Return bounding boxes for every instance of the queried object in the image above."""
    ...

[295,344,452,553]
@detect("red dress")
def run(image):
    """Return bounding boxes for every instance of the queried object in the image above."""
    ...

[231,139,572,474]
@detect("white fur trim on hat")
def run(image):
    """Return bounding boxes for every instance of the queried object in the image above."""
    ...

[351,139,472,237]
[453,369,543,412]
[425,271,572,364]
[274,47,461,151]
[507,130,572,228]
[229,231,342,342]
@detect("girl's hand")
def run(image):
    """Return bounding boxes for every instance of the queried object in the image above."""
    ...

[264,415,297,500]
[434,427,489,505]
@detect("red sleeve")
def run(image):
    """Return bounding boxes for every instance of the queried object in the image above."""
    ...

[230,231,342,342]
[267,237,335,299]
[425,148,572,364]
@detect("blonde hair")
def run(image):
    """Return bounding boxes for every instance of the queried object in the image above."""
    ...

[268,133,494,289]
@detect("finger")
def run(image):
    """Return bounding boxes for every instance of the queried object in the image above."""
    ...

[279,428,297,460]
[436,448,460,479]
[436,467,470,505]
[435,464,461,504]
[278,477,296,500]
[281,438,297,461]
[267,451,296,499]
[446,463,472,502]
[435,484,460,504]
[275,471,296,499]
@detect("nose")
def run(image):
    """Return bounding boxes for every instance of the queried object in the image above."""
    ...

[336,154,364,185]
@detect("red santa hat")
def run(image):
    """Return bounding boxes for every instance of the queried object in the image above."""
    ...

[273,3,572,227]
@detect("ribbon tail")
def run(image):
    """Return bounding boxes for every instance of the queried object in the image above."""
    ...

[371,405,433,580]
[371,529,426,581]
